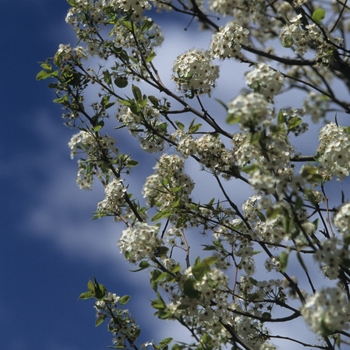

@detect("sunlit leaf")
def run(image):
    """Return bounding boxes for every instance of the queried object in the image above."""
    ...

[312,8,326,23]
[119,295,131,305]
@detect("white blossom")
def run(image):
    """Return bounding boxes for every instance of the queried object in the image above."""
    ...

[334,203,350,236]
[172,49,219,96]
[228,93,271,129]
[210,21,249,59]
[118,222,162,263]
[317,122,350,179]
[301,287,350,335]
[245,63,284,100]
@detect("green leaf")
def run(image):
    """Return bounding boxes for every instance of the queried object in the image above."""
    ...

[320,316,334,335]
[121,20,134,31]
[48,83,58,89]
[36,70,52,81]
[66,0,77,6]
[277,109,286,124]
[188,123,202,134]
[201,334,212,345]
[226,113,240,124]
[53,95,68,104]
[202,245,216,251]
[215,98,228,111]
[131,260,150,272]
[295,196,304,211]
[118,49,129,63]
[146,51,156,63]
[261,312,272,321]
[95,314,106,327]
[154,246,169,257]
[343,235,350,245]
[93,277,107,300]
[175,121,184,131]
[183,278,201,299]
[148,95,159,107]
[127,159,139,167]
[132,84,143,102]
[93,121,104,132]
[140,19,154,32]
[283,214,294,234]
[119,295,131,305]
[192,263,208,281]
[250,131,262,145]
[266,206,281,219]
[152,209,172,221]
[103,70,112,85]
[151,298,166,310]
[288,117,301,130]
[41,63,52,70]
[158,338,173,349]
[114,76,128,88]
[202,256,218,266]
[281,36,294,48]
[242,163,258,173]
[78,291,94,300]
[87,280,95,292]
[279,251,289,273]
[312,8,326,24]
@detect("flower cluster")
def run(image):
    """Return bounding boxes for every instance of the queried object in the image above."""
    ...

[117,104,165,153]
[66,0,152,23]
[172,49,219,95]
[65,0,162,61]
[69,131,118,160]
[210,21,249,59]
[280,14,342,60]
[245,63,284,100]
[301,287,350,335]
[142,154,194,212]
[97,178,126,214]
[208,0,237,17]
[118,222,162,263]
[109,18,164,54]
[334,203,350,236]
[68,131,118,189]
[280,15,311,55]
[228,93,271,129]
[94,291,141,348]
[317,122,350,179]
[313,237,345,280]
[113,0,152,20]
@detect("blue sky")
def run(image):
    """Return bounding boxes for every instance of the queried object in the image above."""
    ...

[3,1,350,350]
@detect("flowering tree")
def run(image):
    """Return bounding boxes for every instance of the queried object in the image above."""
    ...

[37,0,350,349]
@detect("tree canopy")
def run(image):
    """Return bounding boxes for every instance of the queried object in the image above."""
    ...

[38,1,350,349]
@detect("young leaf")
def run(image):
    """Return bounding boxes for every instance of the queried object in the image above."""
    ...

[132,84,143,102]
[183,278,201,299]
[114,76,128,88]
[279,251,289,273]
[36,70,52,81]
[158,338,173,349]
[78,291,94,300]
[130,260,150,272]
[175,121,184,131]
[95,314,106,327]
[119,295,131,305]
[312,8,326,23]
